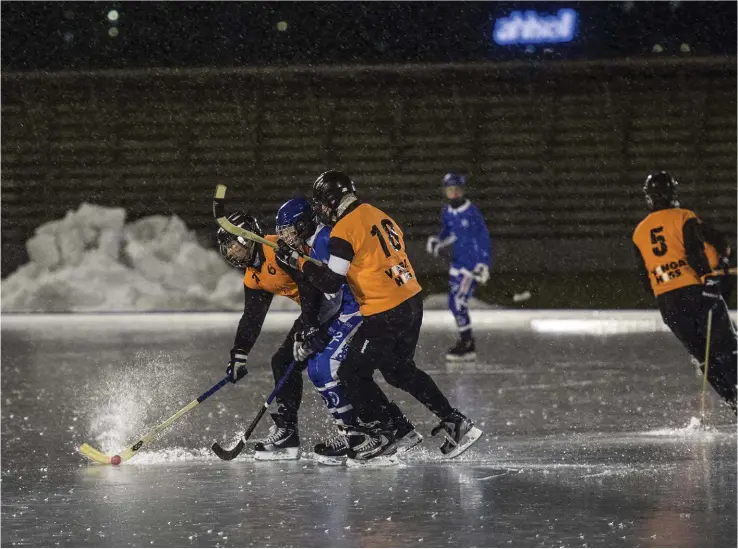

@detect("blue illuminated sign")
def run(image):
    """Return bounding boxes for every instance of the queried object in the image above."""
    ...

[493,8,578,46]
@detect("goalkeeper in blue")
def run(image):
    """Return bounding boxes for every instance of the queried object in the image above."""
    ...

[426,173,492,361]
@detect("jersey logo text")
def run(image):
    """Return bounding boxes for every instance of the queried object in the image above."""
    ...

[651,259,688,284]
[385,260,414,286]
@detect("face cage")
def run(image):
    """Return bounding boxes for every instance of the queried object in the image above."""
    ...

[644,193,679,210]
[277,224,302,249]
[219,236,256,268]
[313,201,335,225]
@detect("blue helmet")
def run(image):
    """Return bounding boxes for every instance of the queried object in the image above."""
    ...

[276,197,316,249]
[443,173,466,187]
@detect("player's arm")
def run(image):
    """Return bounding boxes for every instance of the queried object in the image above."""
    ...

[682,218,711,277]
[302,236,353,294]
[226,285,273,383]
[632,244,652,294]
[473,208,492,265]
[233,286,274,352]
[293,273,323,330]
[701,221,731,257]
[427,209,455,256]
[307,236,343,324]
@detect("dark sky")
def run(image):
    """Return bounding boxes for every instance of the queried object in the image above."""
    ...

[2,1,736,70]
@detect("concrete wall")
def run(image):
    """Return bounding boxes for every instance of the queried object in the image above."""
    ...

[2,57,735,277]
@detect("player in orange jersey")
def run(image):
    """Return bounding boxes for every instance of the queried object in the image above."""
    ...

[632,172,736,415]
[276,171,483,462]
[217,211,326,460]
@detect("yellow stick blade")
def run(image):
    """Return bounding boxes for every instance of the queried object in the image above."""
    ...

[79,443,112,465]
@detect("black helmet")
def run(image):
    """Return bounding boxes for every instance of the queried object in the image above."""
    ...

[217,211,263,268]
[643,171,679,210]
[311,170,356,225]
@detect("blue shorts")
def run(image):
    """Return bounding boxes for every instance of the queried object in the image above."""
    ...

[306,311,362,425]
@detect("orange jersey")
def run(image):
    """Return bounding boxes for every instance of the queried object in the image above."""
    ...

[243,235,300,303]
[632,208,703,296]
[331,203,421,316]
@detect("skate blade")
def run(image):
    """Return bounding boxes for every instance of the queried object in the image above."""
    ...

[445,353,476,362]
[345,454,399,468]
[254,447,300,461]
[396,431,423,454]
[443,426,483,459]
[313,454,347,466]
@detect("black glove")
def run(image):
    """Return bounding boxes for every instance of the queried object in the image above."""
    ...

[226,347,248,383]
[715,255,732,275]
[702,276,722,303]
[274,239,301,271]
[293,327,331,362]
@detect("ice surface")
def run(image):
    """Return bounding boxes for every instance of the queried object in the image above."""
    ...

[1,314,735,547]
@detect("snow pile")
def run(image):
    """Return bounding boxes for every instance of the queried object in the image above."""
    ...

[1,203,299,313]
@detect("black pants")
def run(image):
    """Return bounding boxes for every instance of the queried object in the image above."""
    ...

[270,318,304,425]
[658,285,737,408]
[338,293,455,425]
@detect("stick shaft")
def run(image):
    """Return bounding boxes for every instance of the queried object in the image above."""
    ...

[700,308,714,420]
[242,405,269,440]
[241,360,297,442]
[211,361,299,460]
[120,376,229,460]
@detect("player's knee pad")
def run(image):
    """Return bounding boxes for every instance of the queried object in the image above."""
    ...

[449,275,474,329]
[316,383,356,426]
[450,299,471,330]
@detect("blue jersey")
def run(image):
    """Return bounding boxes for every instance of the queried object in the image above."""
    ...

[309,225,360,315]
[438,200,492,270]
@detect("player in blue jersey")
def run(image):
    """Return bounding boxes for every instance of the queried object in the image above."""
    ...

[426,173,492,361]
[275,197,422,464]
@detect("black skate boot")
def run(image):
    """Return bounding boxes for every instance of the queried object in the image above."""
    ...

[345,422,397,464]
[445,339,476,362]
[253,413,300,461]
[430,409,483,459]
[314,425,353,466]
[386,402,423,453]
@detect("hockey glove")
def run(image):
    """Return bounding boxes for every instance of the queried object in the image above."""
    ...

[471,263,490,285]
[293,327,331,362]
[702,276,723,304]
[275,239,301,271]
[426,236,441,257]
[226,348,249,383]
[714,255,732,276]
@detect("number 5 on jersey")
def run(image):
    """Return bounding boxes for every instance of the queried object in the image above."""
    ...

[650,226,668,256]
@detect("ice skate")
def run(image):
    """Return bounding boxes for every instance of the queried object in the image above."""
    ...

[387,404,423,453]
[313,425,353,466]
[253,414,300,461]
[345,423,397,465]
[445,339,476,361]
[430,409,483,459]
